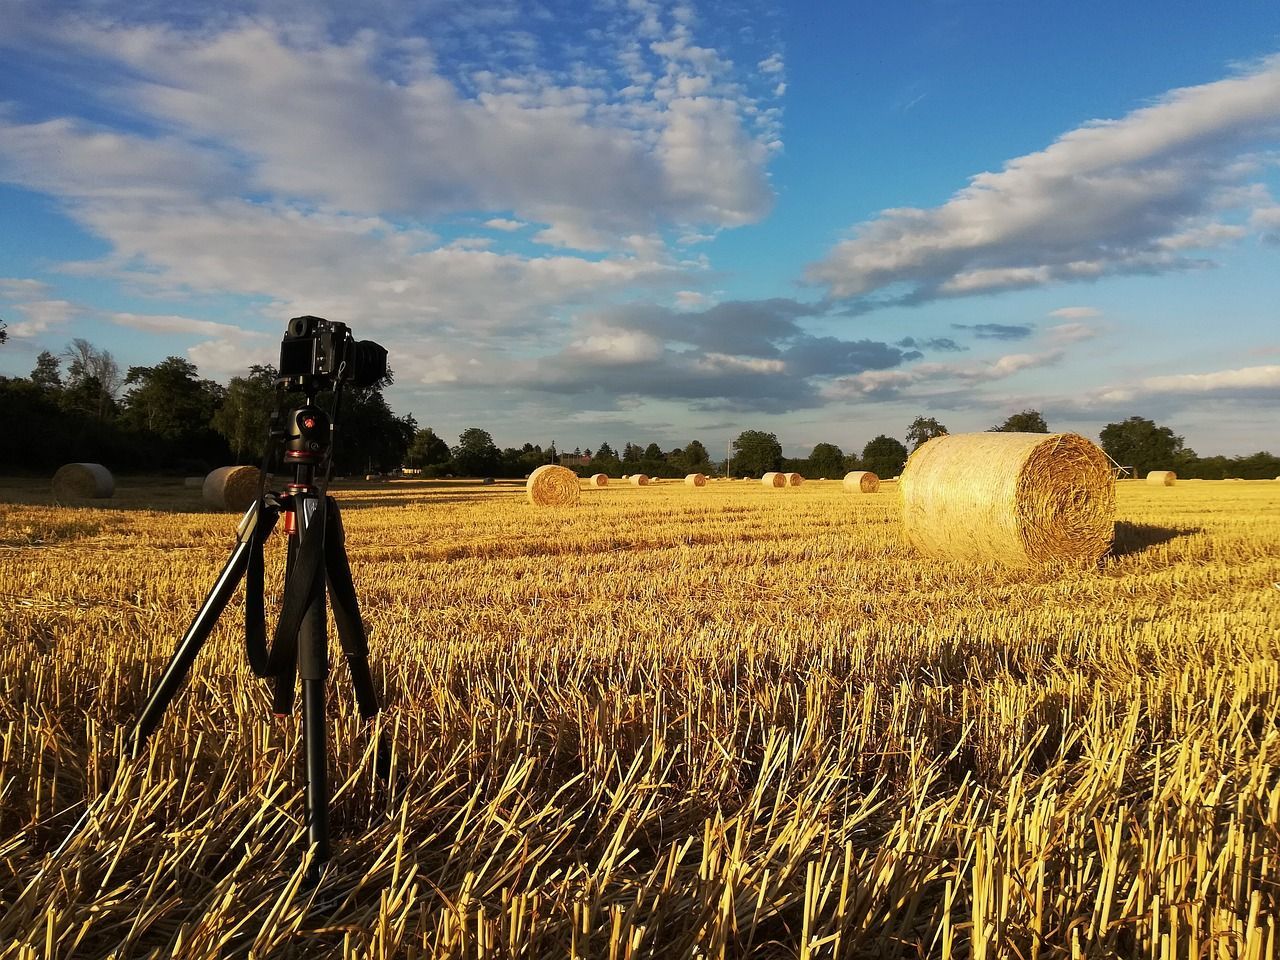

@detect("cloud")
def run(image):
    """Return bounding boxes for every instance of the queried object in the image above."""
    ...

[1048,306,1100,319]
[896,336,966,352]
[953,322,1033,340]
[806,55,1280,306]
[824,349,1066,402]
[1092,364,1280,405]
[484,218,526,231]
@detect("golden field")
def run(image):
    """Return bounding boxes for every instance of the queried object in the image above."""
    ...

[1,477,1278,959]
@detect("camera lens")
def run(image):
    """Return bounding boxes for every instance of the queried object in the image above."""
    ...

[347,339,388,388]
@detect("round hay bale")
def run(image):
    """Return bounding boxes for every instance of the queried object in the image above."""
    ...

[183,476,203,489]
[785,472,804,486]
[52,463,114,500]
[761,472,786,488]
[1146,470,1176,486]
[526,464,581,506]
[684,473,707,487]
[481,477,495,485]
[843,470,880,493]
[203,466,263,512]
[900,432,1113,566]
[629,474,650,486]
[588,474,609,487]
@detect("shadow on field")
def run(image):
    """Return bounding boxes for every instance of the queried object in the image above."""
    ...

[1111,520,1200,557]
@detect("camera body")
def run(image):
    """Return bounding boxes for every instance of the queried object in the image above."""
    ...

[278,315,388,390]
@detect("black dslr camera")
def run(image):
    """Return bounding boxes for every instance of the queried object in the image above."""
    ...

[278,315,388,390]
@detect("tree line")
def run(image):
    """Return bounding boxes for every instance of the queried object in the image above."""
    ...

[2,342,1276,480]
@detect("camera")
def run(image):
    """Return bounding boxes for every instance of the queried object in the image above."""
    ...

[278,315,388,390]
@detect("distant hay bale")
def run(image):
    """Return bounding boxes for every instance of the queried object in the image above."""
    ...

[785,472,804,486]
[621,474,630,480]
[52,463,114,500]
[684,473,707,487]
[183,476,203,489]
[481,477,495,485]
[901,432,1114,566]
[843,470,880,493]
[761,472,786,488]
[526,464,581,506]
[589,473,609,487]
[629,474,650,486]
[203,466,263,512]
[1146,470,1177,486]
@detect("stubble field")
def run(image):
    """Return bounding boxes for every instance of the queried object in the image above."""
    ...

[1,477,1278,958]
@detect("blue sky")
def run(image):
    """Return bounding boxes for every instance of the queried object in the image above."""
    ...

[2,0,1278,457]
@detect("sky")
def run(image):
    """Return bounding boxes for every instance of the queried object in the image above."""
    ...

[2,0,1279,458]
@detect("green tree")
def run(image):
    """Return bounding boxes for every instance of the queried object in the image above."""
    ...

[62,338,121,420]
[30,351,63,392]
[622,442,642,463]
[991,409,1049,433]
[453,427,502,476]
[862,435,909,477]
[0,319,7,345]
[1099,417,1193,476]
[596,441,616,460]
[643,442,664,461]
[683,440,710,467]
[808,442,845,477]
[122,357,225,441]
[212,364,278,462]
[405,427,451,469]
[731,430,783,476]
[906,415,948,450]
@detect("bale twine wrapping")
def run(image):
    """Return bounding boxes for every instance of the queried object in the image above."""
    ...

[761,472,786,488]
[52,463,114,500]
[183,476,204,489]
[526,464,581,506]
[843,470,880,493]
[900,432,1113,565]
[1146,470,1176,486]
[785,472,804,486]
[589,473,609,487]
[684,473,707,487]
[629,474,650,486]
[203,466,263,512]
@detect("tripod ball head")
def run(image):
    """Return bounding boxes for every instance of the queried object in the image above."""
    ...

[285,405,330,464]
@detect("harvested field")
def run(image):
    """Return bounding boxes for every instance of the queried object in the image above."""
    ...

[1,477,1278,957]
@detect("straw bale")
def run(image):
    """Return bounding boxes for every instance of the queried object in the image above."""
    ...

[1146,470,1176,486]
[629,474,650,486]
[843,470,880,493]
[900,432,1113,565]
[203,466,263,512]
[684,473,707,487]
[52,463,114,500]
[526,464,581,506]
[588,473,609,487]
[481,477,495,484]
[785,472,804,486]
[761,472,786,488]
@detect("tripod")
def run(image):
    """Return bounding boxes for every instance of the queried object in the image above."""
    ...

[54,392,384,883]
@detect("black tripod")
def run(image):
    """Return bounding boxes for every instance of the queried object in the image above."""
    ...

[54,392,384,883]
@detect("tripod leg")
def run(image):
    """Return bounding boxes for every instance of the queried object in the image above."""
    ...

[297,537,331,879]
[130,502,265,755]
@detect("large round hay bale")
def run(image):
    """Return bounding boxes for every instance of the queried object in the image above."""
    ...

[684,473,707,487]
[785,472,804,486]
[1146,470,1176,486]
[589,473,609,487]
[183,476,204,489]
[843,470,880,493]
[52,463,114,500]
[203,466,263,512]
[761,472,786,488]
[526,464,581,506]
[629,474,650,486]
[901,432,1113,565]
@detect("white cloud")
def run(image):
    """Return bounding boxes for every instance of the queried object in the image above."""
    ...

[807,55,1280,305]
[1046,322,1099,344]
[1095,364,1280,404]
[5,300,79,338]
[1047,306,1100,319]
[483,218,526,231]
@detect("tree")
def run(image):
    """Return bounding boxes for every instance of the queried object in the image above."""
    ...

[0,319,6,345]
[405,427,450,469]
[453,427,502,476]
[122,356,225,441]
[1099,417,1193,476]
[991,409,1049,433]
[683,440,710,466]
[643,442,664,461]
[596,441,616,460]
[906,415,948,450]
[862,435,909,478]
[62,339,121,420]
[30,351,63,392]
[731,430,783,476]
[622,442,642,463]
[808,442,845,477]
[212,364,278,461]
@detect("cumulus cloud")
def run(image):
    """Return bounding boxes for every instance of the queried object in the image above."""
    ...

[807,55,1280,306]
[1093,364,1280,405]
